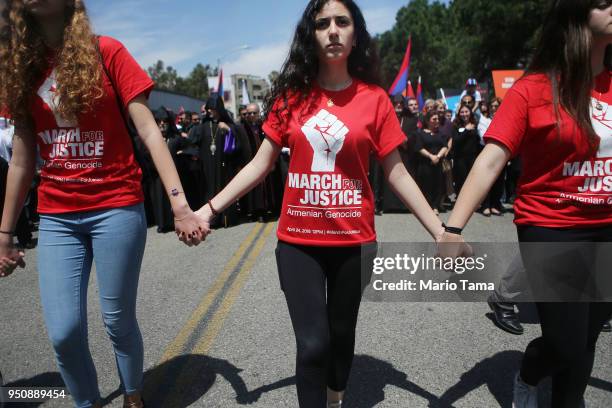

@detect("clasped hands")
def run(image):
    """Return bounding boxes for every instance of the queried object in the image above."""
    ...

[0,236,25,278]
[436,231,473,259]
[174,203,217,247]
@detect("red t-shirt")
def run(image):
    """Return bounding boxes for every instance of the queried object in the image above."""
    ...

[31,36,154,214]
[485,71,612,228]
[263,80,406,246]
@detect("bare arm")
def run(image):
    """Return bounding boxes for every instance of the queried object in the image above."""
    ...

[0,125,36,275]
[381,149,444,241]
[419,148,432,159]
[446,141,511,229]
[127,95,208,245]
[439,137,452,158]
[435,142,510,257]
[196,138,281,221]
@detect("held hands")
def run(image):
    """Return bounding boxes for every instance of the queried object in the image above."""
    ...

[194,203,215,226]
[436,231,473,259]
[0,238,26,278]
[430,155,440,165]
[174,206,211,247]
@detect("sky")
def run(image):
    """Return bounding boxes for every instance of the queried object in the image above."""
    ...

[86,0,416,80]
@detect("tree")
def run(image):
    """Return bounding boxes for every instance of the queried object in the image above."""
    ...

[147,60,179,91]
[147,61,211,100]
[177,63,210,100]
[378,0,456,97]
[377,0,548,98]
[449,0,547,75]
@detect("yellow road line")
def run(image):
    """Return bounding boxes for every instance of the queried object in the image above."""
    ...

[162,222,275,407]
[192,222,275,355]
[158,223,264,363]
[144,223,265,397]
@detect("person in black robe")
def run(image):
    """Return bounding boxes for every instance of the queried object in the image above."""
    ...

[147,107,177,232]
[171,110,207,213]
[189,95,251,228]
[241,103,281,221]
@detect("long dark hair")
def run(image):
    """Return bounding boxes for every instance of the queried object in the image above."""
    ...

[527,0,607,151]
[264,0,380,126]
[453,104,476,128]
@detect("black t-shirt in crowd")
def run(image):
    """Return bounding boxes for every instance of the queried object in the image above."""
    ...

[414,129,450,159]
[452,126,481,158]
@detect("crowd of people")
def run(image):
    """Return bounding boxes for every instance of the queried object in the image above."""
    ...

[374,88,519,218]
[0,98,287,243]
[0,0,611,408]
[2,76,523,249]
[145,98,287,232]
[4,85,514,246]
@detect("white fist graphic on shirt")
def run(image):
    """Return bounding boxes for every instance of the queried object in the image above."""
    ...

[591,98,612,158]
[37,70,76,128]
[301,109,349,172]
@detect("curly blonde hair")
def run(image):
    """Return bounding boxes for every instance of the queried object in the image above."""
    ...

[0,0,103,128]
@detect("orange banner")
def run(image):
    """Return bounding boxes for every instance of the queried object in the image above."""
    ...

[492,70,524,99]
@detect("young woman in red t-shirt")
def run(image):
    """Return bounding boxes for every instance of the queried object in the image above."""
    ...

[439,1,612,406]
[0,1,208,407]
[195,1,445,406]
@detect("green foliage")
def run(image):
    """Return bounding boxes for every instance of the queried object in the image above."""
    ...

[147,60,179,91]
[147,61,213,100]
[378,0,548,97]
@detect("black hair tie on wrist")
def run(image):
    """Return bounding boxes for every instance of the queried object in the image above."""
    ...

[0,230,14,235]
[442,223,463,235]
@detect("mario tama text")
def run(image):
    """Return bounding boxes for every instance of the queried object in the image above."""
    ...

[361,247,505,302]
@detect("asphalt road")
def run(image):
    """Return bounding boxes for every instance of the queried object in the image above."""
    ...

[1,211,610,407]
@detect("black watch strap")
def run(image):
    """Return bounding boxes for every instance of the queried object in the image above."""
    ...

[442,223,463,235]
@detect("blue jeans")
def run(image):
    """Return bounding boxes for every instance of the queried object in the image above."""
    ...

[37,204,147,408]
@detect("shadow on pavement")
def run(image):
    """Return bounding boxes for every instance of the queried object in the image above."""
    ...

[4,351,608,407]
[437,350,522,407]
[438,350,611,407]
[345,354,452,407]
[2,372,65,407]
[588,376,612,393]
[104,354,252,407]
[241,354,450,407]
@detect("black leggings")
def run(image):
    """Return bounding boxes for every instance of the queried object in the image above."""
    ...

[275,241,376,408]
[518,225,612,408]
